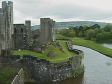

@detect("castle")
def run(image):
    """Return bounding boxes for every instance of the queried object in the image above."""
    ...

[0,1,55,55]
[0,1,84,83]
[0,1,32,55]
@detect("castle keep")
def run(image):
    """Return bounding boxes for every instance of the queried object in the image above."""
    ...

[0,1,14,52]
[39,18,55,45]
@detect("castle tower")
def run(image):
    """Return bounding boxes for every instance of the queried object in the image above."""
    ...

[2,1,14,35]
[25,20,32,47]
[39,18,55,45]
[50,20,55,42]
[0,1,14,53]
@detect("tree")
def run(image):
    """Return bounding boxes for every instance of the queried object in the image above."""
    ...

[103,24,112,32]
[85,29,96,40]
[60,29,76,37]
[96,32,112,43]
[67,29,76,37]
[91,24,100,29]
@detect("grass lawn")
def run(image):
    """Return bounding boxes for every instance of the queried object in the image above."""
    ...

[72,38,112,57]
[13,41,75,63]
[56,34,70,40]
[0,67,17,84]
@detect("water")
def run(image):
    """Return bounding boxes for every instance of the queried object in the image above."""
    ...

[53,45,112,84]
[103,44,112,49]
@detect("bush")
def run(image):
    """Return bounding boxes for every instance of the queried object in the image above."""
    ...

[96,32,112,43]
[85,29,96,40]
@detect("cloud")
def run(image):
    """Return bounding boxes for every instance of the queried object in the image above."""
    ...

[1,0,112,25]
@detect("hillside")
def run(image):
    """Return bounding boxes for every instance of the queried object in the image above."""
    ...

[32,21,108,30]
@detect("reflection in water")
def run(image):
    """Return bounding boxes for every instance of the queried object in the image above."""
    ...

[53,45,112,84]
[106,62,112,66]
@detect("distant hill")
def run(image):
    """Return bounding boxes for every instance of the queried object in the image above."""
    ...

[32,25,40,30]
[32,21,108,30]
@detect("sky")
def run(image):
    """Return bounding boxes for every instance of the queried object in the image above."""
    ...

[1,0,112,25]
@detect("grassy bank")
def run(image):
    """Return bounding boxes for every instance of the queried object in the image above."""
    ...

[13,41,75,63]
[72,38,112,57]
[56,34,70,40]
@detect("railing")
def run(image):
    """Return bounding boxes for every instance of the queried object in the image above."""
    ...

[11,68,24,84]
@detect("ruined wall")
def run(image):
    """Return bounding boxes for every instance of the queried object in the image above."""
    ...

[0,45,84,83]
[14,20,32,50]
[20,48,84,83]
[14,24,26,49]
[39,18,55,45]
[1,40,84,83]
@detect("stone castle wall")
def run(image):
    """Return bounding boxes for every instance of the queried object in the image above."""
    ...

[14,24,26,49]
[14,20,32,50]
[0,41,84,83]
[20,47,84,83]
[39,18,55,45]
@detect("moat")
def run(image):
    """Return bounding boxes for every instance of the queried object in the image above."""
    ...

[53,45,112,84]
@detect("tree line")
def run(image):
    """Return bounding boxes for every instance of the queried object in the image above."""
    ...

[60,24,112,43]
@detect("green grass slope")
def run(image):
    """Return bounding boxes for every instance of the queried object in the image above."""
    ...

[72,38,112,57]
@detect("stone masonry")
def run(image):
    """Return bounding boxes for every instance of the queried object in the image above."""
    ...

[25,20,32,47]
[39,18,55,45]
[14,24,26,49]
[14,20,32,49]
[20,47,84,83]
[0,1,14,53]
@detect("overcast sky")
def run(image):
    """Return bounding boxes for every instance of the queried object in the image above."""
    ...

[1,0,112,25]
